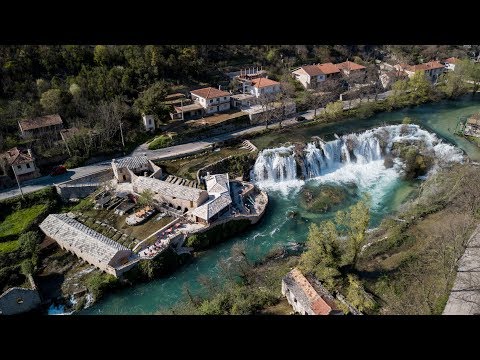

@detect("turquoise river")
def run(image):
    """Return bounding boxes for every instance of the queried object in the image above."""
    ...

[83,96,480,315]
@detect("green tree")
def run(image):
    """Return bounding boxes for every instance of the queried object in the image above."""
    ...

[20,258,34,276]
[93,45,110,66]
[325,100,344,119]
[299,222,342,290]
[133,81,169,120]
[438,71,468,99]
[18,231,40,258]
[40,88,69,114]
[137,189,154,207]
[408,71,432,104]
[457,59,480,95]
[345,274,375,312]
[336,199,370,269]
[389,79,409,107]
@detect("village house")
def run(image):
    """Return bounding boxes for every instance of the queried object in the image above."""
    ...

[291,62,341,89]
[444,57,460,71]
[247,78,281,98]
[111,155,162,183]
[281,268,343,315]
[395,61,446,82]
[379,70,408,89]
[39,213,138,278]
[464,113,480,137]
[335,60,366,76]
[1,147,40,183]
[18,114,64,140]
[171,87,231,120]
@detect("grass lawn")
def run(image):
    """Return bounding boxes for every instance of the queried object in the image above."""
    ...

[158,146,250,180]
[0,204,47,238]
[0,240,20,254]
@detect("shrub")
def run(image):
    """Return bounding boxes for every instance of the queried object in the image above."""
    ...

[86,272,118,300]
[148,135,173,150]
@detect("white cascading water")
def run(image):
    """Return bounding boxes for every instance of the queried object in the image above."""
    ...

[253,124,463,201]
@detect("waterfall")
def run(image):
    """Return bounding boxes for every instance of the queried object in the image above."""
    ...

[254,124,463,183]
[253,146,297,182]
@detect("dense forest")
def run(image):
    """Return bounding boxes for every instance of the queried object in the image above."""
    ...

[0,45,477,166]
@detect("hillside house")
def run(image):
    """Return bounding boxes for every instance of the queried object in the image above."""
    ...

[292,62,341,89]
[1,147,40,182]
[335,60,366,76]
[444,57,460,71]
[281,268,343,315]
[395,61,445,82]
[142,114,155,132]
[18,114,63,140]
[191,87,231,114]
[248,78,281,98]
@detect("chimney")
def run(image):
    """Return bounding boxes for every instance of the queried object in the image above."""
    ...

[218,85,221,90]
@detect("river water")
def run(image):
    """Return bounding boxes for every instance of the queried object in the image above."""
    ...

[83,96,480,315]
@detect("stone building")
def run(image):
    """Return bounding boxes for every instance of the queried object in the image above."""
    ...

[39,214,138,277]
[132,175,209,213]
[464,113,480,137]
[112,155,162,183]
[18,114,64,140]
[191,173,232,224]
[281,268,343,315]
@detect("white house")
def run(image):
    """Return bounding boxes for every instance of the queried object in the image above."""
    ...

[142,114,155,132]
[248,78,281,98]
[444,57,460,71]
[396,61,446,83]
[291,63,341,89]
[2,147,40,183]
[190,87,231,115]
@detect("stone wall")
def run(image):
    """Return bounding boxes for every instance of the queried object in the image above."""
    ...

[55,169,113,201]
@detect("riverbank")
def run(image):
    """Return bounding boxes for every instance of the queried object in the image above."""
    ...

[81,97,480,315]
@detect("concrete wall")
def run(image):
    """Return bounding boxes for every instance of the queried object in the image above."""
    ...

[206,102,230,114]
[55,168,113,201]
[153,192,208,212]
[0,275,41,315]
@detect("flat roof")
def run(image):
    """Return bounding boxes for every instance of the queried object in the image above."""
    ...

[175,103,204,112]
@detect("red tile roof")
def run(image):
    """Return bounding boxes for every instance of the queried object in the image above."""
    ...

[445,57,459,64]
[297,65,325,76]
[405,61,445,72]
[317,62,341,74]
[251,77,280,89]
[336,61,366,72]
[288,268,338,315]
[190,87,230,99]
[19,114,63,131]
[3,147,34,166]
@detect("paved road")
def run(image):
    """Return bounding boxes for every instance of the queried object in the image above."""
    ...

[0,90,392,201]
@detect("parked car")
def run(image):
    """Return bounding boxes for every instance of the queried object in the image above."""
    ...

[295,116,306,122]
[50,165,67,176]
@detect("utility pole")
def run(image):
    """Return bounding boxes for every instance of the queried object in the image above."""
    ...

[119,120,125,150]
[12,165,24,199]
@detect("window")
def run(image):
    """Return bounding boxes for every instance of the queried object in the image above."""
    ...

[210,99,213,103]
[148,119,152,125]
[17,165,22,169]
[293,298,297,303]
[16,298,24,304]
[26,163,31,169]
[224,97,227,100]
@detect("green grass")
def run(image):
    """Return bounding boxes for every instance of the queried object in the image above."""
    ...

[0,240,20,253]
[0,204,47,238]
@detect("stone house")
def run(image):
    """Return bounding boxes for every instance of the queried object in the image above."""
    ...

[112,155,162,183]
[39,214,138,278]
[0,275,41,315]
[191,173,232,224]
[18,114,64,140]
[281,268,343,315]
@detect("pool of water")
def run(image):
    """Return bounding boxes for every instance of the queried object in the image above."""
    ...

[82,96,480,315]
